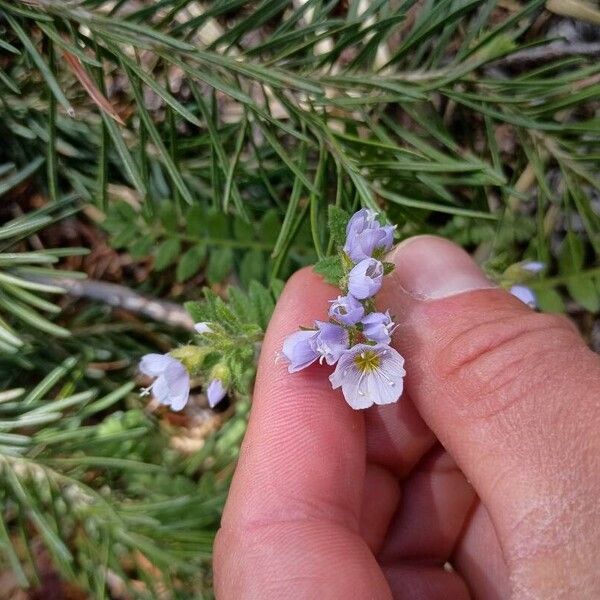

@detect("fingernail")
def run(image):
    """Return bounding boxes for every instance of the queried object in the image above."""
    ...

[388,235,495,300]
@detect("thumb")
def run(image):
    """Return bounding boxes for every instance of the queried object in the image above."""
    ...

[380,236,600,594]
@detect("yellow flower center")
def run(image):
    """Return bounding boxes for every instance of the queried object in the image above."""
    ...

[353,349,381,373]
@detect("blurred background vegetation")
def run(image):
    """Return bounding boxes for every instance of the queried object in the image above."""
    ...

[0,0,598,597]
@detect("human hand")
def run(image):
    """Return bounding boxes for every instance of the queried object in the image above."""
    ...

[213,236,600,599]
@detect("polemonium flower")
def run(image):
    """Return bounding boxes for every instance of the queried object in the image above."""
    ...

[206,379,227,408]
[361,311,396,344]
[139,353,190,411]
[330,343,406,410]
[346,208,378,237]
[521,261,545,274]
[194,322,212,334]
[348,258,384,300]
[329,295,364,325]
[282,330,320,372]
[344,209,395,262]
[314,321,349,365]
[510,285,537,308]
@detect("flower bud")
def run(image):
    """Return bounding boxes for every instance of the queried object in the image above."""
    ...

[210,362,231,385]
[170,345,211,374]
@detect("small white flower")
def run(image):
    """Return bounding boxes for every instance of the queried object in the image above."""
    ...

[206,379,227,408]
[510,285,537,308]
[139,353,190,411]
[329,343,405,410]
[194,322,212,334]
[521,261,545,274]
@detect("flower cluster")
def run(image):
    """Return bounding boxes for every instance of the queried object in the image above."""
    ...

[282,209,406,410]
[139,323,228,411]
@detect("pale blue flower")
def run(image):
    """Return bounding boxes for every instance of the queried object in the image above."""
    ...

[344,209,395,263]
[510,285,537,308]
[521,261,545,274]
[206,379,227,408]
[361,310,396,344]
[348,258,384,300]
[329,294,364,325]
[139,353,190,411]
[314,321,349,365]
[346,208,378,238]
[194,322,212,334]
[329,343,405,410]
[282,320,349,372]
[282,330,320,372]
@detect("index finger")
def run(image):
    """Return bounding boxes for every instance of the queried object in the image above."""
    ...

[214,268,391,598]
[222,267,366,530]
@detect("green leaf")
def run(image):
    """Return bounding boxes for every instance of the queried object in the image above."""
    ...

[154,238,181,271]
[176,244,206,282]
[248,281,275,330]
[567,276,600,313]
[129,236,154,259]
[184,300,207,324]
[233,218,254,242]
[101,114,147,195]
[207,248,234,283]
[557,233,598,310]
[205,211,229,239]
[559,233,584,273]
[5,14,73,115]
[160,203,179,231]
[228,286,257,324]
[0,157,44,197]
[240,249,265,288]
[125,64,194,204]
[110,227,138,249]
[535,288,566,313]
[260,210,281,244]
[328,205,350,250]
[314,255,344,286]
[186,205,204,234]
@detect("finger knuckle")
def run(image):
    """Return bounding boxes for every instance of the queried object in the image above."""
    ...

[435,311,580,419]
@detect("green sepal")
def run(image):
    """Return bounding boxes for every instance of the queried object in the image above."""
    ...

[209,362,231,386]
[170,345,212,375]
[382,261,395,275]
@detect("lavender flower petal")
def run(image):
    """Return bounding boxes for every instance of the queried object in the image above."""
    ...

[140,353,191,410]
[329,295,364,325]
[344,227,384,262]
[282,330,319,372]
[361,310,395,345]
[151,375,171,405]
[314,321,349,365]
[163,360,190,411]
[348,258,384,300]
[379,224,395,252]
[140,353,174,377]
[207,379,227,408]
[194,322,212,334]
[345,208,378,237]
[343,210,395,262]
[521,261,545,274]
[510,285,537,308]
[330,343,405,410]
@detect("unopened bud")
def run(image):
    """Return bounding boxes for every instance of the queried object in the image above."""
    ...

[170,345,211,374]
[210,362,230,385]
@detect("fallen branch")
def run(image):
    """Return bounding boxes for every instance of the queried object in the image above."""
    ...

[492,42,600,68]
[27,276,195,331]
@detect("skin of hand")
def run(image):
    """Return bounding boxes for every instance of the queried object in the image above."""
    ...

[213,236,600,600]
